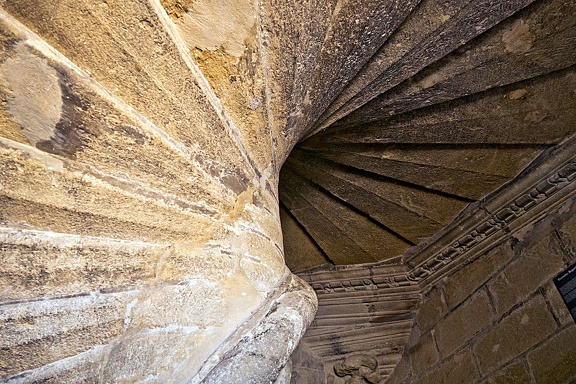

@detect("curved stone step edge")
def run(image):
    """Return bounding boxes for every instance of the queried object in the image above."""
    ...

[192,270,318,384]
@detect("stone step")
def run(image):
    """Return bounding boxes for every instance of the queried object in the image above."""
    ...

[1,0,259,179]
[280,168,409,264]
[280,206,331,272]
[260,0,339,149]
[310,0,538,135]
[294,0,420,138]
[0,228,168,303]
[307,66,576,146]
[0,143,213,243]
[285,152,444,243]
[312,149,510,200]
[330,0,576,129]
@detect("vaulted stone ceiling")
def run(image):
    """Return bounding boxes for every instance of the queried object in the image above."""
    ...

[277,0,576,271]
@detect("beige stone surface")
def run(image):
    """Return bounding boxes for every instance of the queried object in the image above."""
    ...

[481,361,532,384]
[415,348,478,384]
[0,292,136,378]
[408,333,439,377]
[0,229,164,302]
[0,0,575,380]
[416,288,447,332]
[543,281,575,327]
[473,294,558,375]
[443,242,514,309]
[434,290,493,358]
[0,5,291,381]
[527,325,576,384]
[557,205,576,260]
[488,232,565,315]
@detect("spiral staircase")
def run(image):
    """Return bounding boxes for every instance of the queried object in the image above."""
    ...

[0,0,575,382]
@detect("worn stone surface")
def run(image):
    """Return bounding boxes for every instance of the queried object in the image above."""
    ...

[527,325,576,384]
[1,0,576,381]
[286,151,446,244]
[443,242,514,309]
[416,288,447,333]
[473,294,558,375]
[330,0,574,129]
[415,348,478,384]
[200,275,317,384]
[0,4,290,382]
[280,207,329,273]
[434,290,493,358]
[288,342,325,384]
[5,346,105,384]
[0,229,164,302]
[481,361,532,384]
[315,67,576,147]
[544,281,575,327]
[557,205,576,261]
[0,292,135,378]
[488,232,565,315]
[408,333,439,377]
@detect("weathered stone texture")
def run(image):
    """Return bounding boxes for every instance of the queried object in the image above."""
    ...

[0,230,163,302]
[0,3,298,382]
[543,281,575,327]
[443,243,513,309]
[408,333,439,377]
[415,288,446,332]
[0,292,135,378]
[200,275,317,384]
[557,206,576,260]
[527,326,576,384]
[488,232,565,315]
[387,194,576,384]
[415,348,478,384]
[473,294,558,375]
[481,361,532,384]
[434,290,493,358]
[1,0,576,381]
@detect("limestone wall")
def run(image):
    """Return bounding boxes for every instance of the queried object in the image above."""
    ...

[388,197,576,383]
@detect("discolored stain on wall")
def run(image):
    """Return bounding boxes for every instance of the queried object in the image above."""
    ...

[0,44,62,147]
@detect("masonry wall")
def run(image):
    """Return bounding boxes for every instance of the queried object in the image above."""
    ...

[388,196,576,384]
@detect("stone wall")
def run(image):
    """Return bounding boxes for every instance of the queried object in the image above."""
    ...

[388,196,576,383]
[0,3,317,382]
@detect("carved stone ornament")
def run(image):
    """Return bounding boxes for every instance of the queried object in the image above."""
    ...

[333,354,382,384]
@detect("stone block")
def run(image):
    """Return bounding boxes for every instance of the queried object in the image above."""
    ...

[416,288,447,332]
[557,203,576,260]
[126,282,227,331]
[102,327,206,383]
[409,333,439,377]
[544,280,574,326]
[488,232,565,315]
[386,354,411,384]
[444,242,514,309]
[2,0,257,184]
[0,229,163,302]
[473,294,558,375]
[481,360,532,384]
[527,325,576,384]
[434,290,493,358]
[0,292,135,379]
[415,348,478,384]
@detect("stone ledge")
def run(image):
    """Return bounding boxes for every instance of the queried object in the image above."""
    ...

[192,271,317,384]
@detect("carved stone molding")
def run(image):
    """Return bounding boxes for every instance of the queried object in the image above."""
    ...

[333,354,382,384]
[300,135,576,292]
[296,135,576,384]
[407,159,576,283]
